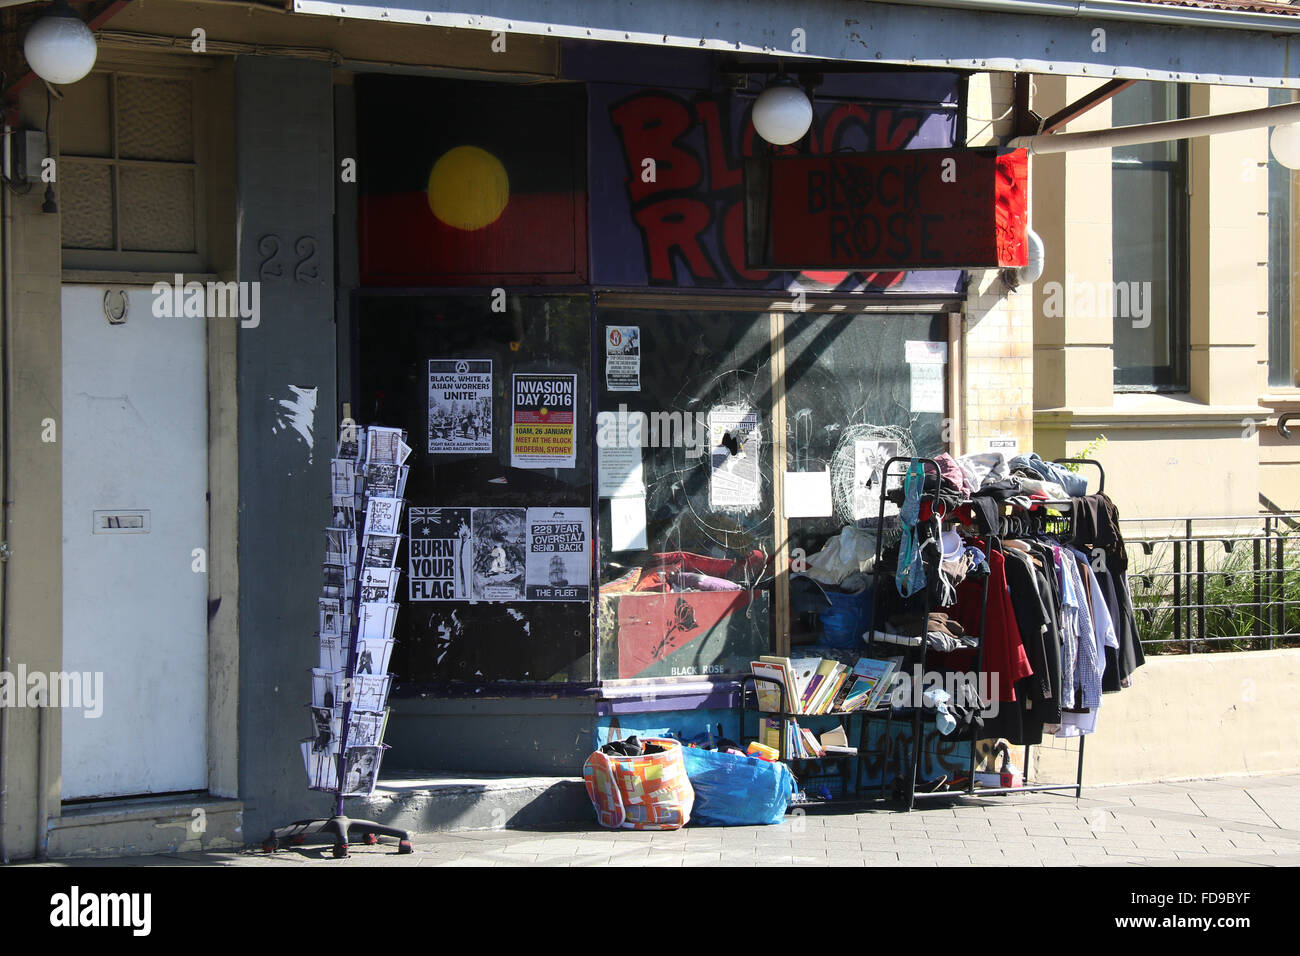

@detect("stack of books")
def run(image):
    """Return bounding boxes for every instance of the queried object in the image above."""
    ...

[750,654,903,760]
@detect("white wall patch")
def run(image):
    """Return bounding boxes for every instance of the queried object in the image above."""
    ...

[271,386,318,463]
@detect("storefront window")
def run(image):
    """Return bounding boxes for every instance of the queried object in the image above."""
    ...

[357,291,594,685]
[592,304,952,679]
[595,306,776,681]
[782,312,949,645]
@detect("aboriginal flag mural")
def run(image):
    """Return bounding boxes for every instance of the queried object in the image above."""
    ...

[356,75,587,285]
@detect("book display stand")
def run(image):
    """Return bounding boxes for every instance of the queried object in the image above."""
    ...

[263,425,414,858]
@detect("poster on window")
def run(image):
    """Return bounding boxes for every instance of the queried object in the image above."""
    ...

[511,373,577,469]
[470,506,527,601]
[853,439,900,520]
[605,325,640,391]
[525,507,591,601]
[708,404,762,511]
[909,362,946,414]
[407,507,472,601]
[428,359,493,455]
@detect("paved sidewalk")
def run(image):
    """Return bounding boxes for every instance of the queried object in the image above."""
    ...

[25,772,1300,867]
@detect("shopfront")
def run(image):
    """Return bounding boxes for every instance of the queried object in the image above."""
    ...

[343,43,970,769]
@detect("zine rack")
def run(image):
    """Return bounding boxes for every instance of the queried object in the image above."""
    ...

[858,456,1102,811]
[263,426,413,858]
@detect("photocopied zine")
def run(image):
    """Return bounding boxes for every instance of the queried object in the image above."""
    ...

[299,425,411,794]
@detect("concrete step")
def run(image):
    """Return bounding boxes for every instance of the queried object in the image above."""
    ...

[354,773,590,833]
[47,794,244,859]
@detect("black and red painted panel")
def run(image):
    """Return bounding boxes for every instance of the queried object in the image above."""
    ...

[601,591,771,680]
[587,79,964,293]
[355,75,587,285]
[753,147,1029,270]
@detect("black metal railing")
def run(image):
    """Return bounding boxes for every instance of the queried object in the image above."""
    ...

[1121,513,1300,652]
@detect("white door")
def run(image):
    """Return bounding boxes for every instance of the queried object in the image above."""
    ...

[61,286,208,798]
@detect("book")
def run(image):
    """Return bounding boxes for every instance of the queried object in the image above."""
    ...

[840,678,874,713]
[820,663,852,713]
[799,725,824,758]
[820,724,856,755]
[751,660,790,713]
[790,656,822,712]
[817,665,849,714]
[827,671,857,713]
[757,656,799,713]
[805,659,839,714]
[861,656,904,710]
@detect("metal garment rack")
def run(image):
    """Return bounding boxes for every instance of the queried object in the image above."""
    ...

[860,456,1103,810]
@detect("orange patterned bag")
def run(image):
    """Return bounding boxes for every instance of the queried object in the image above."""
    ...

[582,736,694,831]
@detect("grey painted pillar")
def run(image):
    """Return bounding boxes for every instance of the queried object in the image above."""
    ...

[235,56,336,839]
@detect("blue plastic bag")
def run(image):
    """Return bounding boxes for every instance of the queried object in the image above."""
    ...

[819,586,873,649]
[680,746,797,826]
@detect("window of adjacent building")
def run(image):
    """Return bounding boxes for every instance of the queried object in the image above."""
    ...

[1267,88,1299,389]
[1111,81,1190,391]
[59,69,207,273]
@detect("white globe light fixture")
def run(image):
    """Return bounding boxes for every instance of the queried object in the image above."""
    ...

[1018,226,1045,285]
[23,0,98,86]
[752,78,813,146]
[1270,123,1300,170]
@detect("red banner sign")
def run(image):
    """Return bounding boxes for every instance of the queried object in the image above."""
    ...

[745,147,1028,271]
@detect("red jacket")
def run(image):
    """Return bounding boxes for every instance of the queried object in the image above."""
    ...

[943,545,1033,703]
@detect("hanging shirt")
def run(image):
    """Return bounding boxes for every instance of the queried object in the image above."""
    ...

[1053,552,1120,738]
[1052,545,1080,709]
[1071,548,1118,707]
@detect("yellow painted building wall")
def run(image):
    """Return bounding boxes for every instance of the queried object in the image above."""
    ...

[1031,80,1277,519]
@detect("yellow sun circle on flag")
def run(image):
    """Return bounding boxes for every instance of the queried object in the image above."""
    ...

[427,146,510,231]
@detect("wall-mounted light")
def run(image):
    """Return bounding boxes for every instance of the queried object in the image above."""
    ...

[1270,123,1300,170]
[23,0,97,86]
[752,75,813,146]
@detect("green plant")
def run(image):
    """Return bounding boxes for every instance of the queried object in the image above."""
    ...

[1126,529,1300,654]
[1061,435,1108,473]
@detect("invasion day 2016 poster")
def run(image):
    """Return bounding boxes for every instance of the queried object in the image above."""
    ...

[511,372,576,469]
[525,507,591,602]
[428,359,492,455]
[409,505,589,603]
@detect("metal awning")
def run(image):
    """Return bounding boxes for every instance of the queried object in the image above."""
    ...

[291,0,1300,88]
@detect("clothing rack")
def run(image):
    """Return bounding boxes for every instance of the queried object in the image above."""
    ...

[861,456,1105,810]
[983,458,1103,800]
